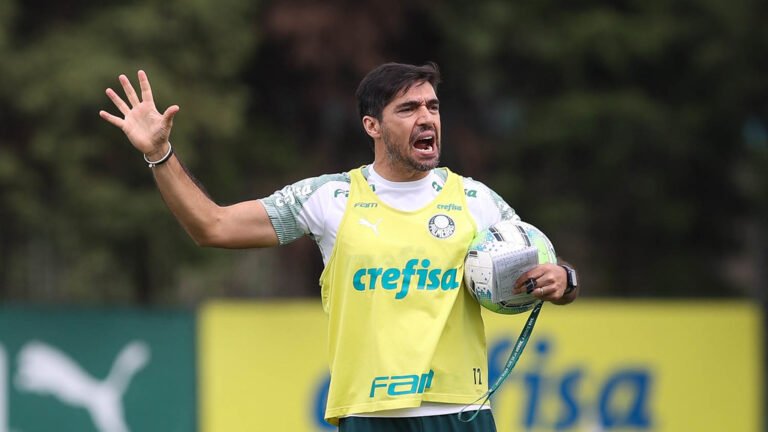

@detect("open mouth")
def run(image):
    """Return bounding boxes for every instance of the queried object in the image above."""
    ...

[413,132,436,153]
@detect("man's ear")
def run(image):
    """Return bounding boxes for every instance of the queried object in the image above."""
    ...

[362,116,381,139]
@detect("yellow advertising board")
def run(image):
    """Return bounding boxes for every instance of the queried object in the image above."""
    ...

[198,300,763,432]
[483,301,763,432]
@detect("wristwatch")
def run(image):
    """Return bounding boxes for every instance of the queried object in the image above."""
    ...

[560,265,578,295]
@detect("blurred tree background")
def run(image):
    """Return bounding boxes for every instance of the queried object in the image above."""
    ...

[0,0,765,305]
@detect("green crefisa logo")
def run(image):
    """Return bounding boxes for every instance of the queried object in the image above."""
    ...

[352,259,460,299]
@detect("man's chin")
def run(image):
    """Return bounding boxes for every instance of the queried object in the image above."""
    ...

[411,157,440,172]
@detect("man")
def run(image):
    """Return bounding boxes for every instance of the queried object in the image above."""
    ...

[100,62,579,431]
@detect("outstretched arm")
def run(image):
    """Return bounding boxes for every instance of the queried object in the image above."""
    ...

[99,70,278,248]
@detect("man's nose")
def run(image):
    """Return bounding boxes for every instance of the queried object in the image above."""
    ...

[415,105,436,125]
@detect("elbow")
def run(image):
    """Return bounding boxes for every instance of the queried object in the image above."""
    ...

[181,204,279,249]
[191,233,216,248]
[187,228,216,247]
[185,213,226,248]
[189,223,229,248]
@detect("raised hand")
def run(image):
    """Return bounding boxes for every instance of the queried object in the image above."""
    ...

[99,70,179,158]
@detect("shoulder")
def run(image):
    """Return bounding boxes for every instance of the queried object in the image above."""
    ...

[260,171,352,245]
[454,173,501,203]
[459,175,492,197]
[454,172,520,226]
[288,172,351,196]
[265,172,351,206]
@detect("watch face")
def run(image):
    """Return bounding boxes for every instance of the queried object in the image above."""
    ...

[568,268,578,287]
[562,265,577,291]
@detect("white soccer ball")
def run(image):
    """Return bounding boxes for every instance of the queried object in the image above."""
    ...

[464,220,557,314]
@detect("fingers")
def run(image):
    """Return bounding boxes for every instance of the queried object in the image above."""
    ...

[531,285,555,299]
[119,74,141,107]
[101,70,164,129]
[163,105,180,128]
[514,269,544,294]
[138,70,153,104]
[517,277,550,298]
[516,277,555,299]
[105,88,131,116]
[523,278,537,294]
[163,105,180,120]
[99,110,124,128]
[513,263,567,301]
[101,71,178,142]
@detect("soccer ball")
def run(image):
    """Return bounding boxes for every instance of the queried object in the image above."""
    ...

[464,220,557,314]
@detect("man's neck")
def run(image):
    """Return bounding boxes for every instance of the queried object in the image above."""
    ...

[371,160,431,182]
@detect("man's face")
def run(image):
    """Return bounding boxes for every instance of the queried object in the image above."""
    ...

[375,82,441,179]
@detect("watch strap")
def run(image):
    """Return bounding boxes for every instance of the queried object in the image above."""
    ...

[560,265,577,295]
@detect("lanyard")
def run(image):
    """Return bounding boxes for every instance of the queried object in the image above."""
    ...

[458,301,543,422]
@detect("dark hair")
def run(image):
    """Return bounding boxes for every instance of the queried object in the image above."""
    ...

[355,62,441,120]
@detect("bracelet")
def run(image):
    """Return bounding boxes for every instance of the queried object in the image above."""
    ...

[144,143,173,168]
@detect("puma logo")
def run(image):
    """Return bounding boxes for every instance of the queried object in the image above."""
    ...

[15,340,150,432]
[359,218,382,235]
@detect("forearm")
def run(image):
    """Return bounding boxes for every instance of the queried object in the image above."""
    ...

[101,71,278,247]
[147,143,222,245]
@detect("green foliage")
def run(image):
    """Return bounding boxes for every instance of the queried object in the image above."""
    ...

[0,0,295,303]
[0,0,765,303]
[432,0,767,296]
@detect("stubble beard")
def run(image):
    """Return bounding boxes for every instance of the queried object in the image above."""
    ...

[381,127,440,173]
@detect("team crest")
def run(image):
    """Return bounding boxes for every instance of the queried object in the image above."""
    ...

[428,214,456,239]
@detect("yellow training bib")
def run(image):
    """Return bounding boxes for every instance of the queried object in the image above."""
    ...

[319,168,487,425]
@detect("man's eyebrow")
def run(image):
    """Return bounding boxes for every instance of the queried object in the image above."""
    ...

[394,98,440,109]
